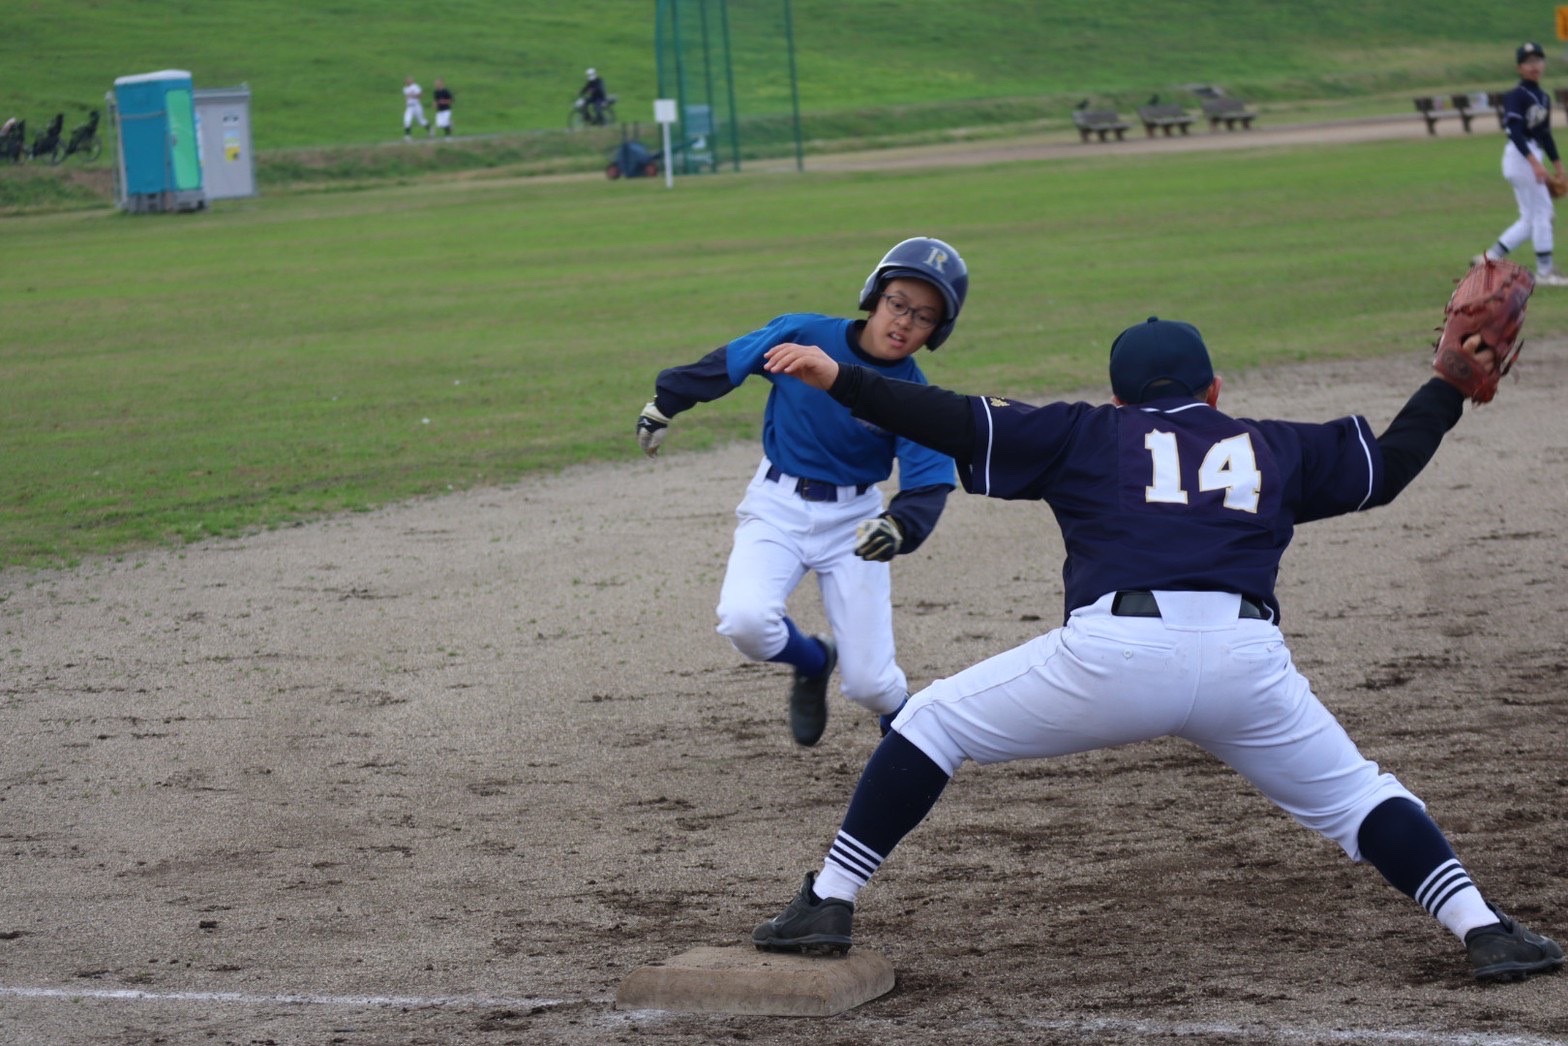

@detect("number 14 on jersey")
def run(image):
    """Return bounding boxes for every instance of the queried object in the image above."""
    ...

[1143,431,1262,513]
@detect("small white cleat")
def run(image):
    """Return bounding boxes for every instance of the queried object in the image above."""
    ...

[1535,271,1568,286]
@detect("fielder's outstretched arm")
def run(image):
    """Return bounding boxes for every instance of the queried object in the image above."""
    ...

[764,342,975,463]
[1366,378,1465,507]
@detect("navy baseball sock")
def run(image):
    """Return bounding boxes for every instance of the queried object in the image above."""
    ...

[812,732,950,903]
[768,618,827,675]
[1538,250,1554,274]
[1357,797,1495,939]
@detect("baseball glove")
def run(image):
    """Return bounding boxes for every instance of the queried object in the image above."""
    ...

[1548,172,1568,199]
[1432,258,1533,404]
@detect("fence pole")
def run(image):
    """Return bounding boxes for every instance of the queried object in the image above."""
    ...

[783,0,804,172]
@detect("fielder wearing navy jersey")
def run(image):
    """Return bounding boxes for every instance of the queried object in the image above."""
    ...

[1481,42,1568,286]
[751,317,1563,982]
[635,238,967,747]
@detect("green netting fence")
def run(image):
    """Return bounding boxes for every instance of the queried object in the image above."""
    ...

[654,0,804,174]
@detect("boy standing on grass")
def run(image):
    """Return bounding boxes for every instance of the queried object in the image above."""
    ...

[403,77,430,140]
[433,79,454,137]
[1478,42,1568,286]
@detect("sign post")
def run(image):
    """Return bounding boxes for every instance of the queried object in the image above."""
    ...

[654,98,678,189]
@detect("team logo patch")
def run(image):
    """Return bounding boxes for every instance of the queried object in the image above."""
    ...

[989,397,1010,407]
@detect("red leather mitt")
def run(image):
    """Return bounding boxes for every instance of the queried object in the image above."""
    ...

[1433,259,1534,403]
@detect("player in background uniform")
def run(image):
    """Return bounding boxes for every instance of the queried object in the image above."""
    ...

[1478,43,1568,286]
[433,79,454,137]
[635,239,967,747]
[751,317,1564,982]
[403,77,431,139]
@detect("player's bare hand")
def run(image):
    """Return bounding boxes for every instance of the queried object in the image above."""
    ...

[1465,335,1497,372]
[636,401,671,457]
[763,343,840,390]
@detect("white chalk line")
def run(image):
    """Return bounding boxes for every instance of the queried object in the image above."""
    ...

[1003,1017,1568,1045]
[613,1009,1568,1045]
[5,984,1564,1045]
[0,983,573,1011]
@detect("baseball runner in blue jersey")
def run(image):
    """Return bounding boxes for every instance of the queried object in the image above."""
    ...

[1479,42,1568,286]
[635,238,967,746]
[749,310,1563,982]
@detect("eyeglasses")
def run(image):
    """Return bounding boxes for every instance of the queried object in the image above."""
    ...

[880,293,941,329]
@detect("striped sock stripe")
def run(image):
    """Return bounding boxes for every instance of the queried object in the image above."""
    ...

[827,831,884,885]
[1415,860,1473,917]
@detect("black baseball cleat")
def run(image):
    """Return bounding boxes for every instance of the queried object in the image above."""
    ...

[788,635,836,746]
[1464,907,1564,982]
[752,872,853,956]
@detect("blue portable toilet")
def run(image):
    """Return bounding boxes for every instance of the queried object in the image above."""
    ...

[111,70,206,213]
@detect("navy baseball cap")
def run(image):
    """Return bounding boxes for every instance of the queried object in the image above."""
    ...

[1518,42,1546,63]
[1108,317,1214,403]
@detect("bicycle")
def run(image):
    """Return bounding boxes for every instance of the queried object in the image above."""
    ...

[62,110,102,162]
[30,113,64,165]
[567,93,617,131]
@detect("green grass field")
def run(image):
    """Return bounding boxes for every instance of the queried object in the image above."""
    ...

[0,1,1552,151]
[3,130,1556,568]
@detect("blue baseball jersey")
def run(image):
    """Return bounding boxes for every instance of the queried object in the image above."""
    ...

[1503,80,1560,161]
[725,314,956,490]
[961,394,1382,618]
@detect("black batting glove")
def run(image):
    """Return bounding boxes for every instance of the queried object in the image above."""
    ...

[636,402,671,457]
[854,514,904,562]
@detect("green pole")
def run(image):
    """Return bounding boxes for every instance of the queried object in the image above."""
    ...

[783,0,804,172]
[720,0,741,172]
[698,0,717,173]
[655,0,669,98]
[670,0,689,173]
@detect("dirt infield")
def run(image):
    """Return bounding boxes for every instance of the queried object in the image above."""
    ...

[3,327,1565,1044]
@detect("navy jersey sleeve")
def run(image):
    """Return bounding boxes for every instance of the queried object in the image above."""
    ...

[883,484,951,554]
[960,395,1094,500]
[1369,378,1464,506]
[652,345,736,417]
[1542,118,1561,164]
[1250,415,1382,524]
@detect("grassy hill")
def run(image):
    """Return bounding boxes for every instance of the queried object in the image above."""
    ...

[0,1,1553,152]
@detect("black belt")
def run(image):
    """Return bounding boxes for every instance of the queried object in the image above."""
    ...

[765,464,870,503]
[1110,590,1270,621]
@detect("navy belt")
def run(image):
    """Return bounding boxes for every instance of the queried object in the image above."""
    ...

[765,464,870,503]
[1110,590,1270,621]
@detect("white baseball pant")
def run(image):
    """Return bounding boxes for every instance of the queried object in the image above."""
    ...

[892,590,1420,861]
[1499,143,1555,257]
[716,459,908,716]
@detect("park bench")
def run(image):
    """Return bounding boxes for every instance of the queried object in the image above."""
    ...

[1413,94,1480,135]
[1201,97,1256,131]
[1136,103,1195,137]
[1072,108,1130,143]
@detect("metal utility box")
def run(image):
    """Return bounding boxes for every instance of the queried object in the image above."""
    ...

[194,85,256,200]
[111,70,206,213]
